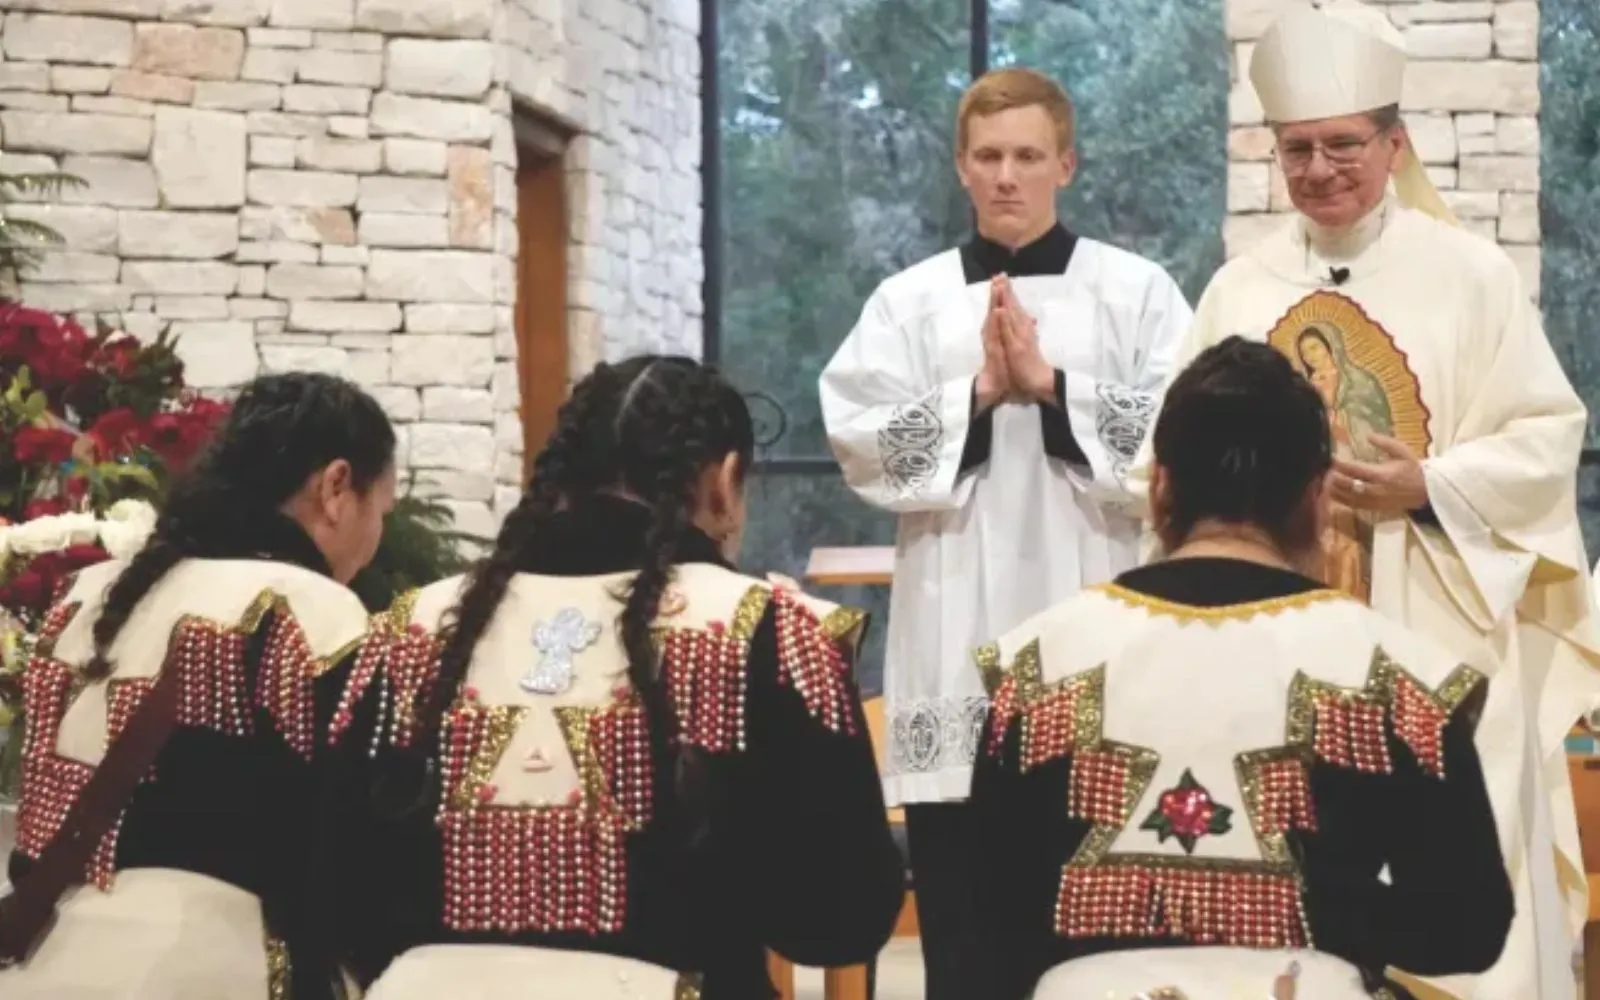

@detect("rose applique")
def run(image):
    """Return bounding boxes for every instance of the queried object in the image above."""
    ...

[1139,768,1233,854]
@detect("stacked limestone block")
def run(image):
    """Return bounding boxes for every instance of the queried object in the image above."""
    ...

[0,0,703,537]
[1224,0,1541,299]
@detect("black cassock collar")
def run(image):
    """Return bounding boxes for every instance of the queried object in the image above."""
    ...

[960,223,1078,283]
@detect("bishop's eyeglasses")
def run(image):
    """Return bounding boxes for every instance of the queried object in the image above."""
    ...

[1275,129,1387,174]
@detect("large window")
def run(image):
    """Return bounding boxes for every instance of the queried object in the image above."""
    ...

[703,0,1230,689]
[1542,1,1600,554]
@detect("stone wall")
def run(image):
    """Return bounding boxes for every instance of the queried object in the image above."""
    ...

[1225,0,1541,298]
[0,0,701,537]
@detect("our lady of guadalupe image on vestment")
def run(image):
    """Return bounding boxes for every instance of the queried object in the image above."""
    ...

[1267,292,1432,603]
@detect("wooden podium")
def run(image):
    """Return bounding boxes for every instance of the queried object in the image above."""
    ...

[758,546,898,1000]
[805,546,895,587]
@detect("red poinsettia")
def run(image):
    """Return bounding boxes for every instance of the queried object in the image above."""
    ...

[85,407,148,460]
[12,426,77,465]
[1140,768,1234,854]
[0,304,91,389]
[147,396,230,471]
[0,543,108,615]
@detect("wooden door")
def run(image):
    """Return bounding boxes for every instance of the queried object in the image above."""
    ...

[514,151,568,479]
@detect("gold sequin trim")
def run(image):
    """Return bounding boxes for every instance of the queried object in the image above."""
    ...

[1067,742,1161,868]
[675,972,705,999]
[555,706,609,808]
[729,586,771,643]
[1233,746,1314,866]
[819,605,867,647]
[387,588,423,632]
[265,934,290,1000]
[448,704,527,810]
[973,642,1003,697]
[1094,583,1350,623]
[1284,647,1485,777]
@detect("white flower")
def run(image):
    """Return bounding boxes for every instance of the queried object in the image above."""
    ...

[104,499,157,533]
[98,500,158,559]
[6,512,98,555]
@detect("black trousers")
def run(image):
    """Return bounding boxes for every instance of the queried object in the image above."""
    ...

[904,801,986,1000]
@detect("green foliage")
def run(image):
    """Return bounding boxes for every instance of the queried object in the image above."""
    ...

[1542,1,1600,446]
[350,477,474,612]
[1542,1,1600,557]
[0,169,88,289]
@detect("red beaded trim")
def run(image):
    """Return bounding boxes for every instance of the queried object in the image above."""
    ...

[1252,756,1316,835]
[1310,691,1391,775]
[1022,683,1088,771]
[35,600,79,649]
[438,807,627,934]
[589,699,653,832]
[329,612,391,746]
[1055,862,1307,948]
[256,610,319,760]
[660,626,749,752]
[384,624,445,750]
[1390,672,1449,778]
[435,700,629,935]
[16,659,106,883]
[986,674,1019,758]
[771,590,856,736]
[1068,748,1135,826]
[171,619,252,737]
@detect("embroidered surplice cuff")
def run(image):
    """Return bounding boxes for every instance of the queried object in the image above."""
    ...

[959,378,995,474]
[1040,369,1088,465]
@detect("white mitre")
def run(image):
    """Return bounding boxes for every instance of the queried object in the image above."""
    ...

[1249,0,1459,226]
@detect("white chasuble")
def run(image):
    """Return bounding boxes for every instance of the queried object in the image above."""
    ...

[1131,199,1600,1000]
[819,230,1193,806]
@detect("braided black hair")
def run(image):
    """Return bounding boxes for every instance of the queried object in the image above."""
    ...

[1151,335,1333,555]
[85,372,396,680]
[420,356,755,759]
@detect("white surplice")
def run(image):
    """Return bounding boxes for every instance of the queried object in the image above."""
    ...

[819,231,1193,806]
[1130,196,1600,1000]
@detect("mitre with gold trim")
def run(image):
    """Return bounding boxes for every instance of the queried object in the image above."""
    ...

[1249,0,1459,226]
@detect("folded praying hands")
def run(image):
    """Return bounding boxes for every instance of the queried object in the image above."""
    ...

[976,274,1056,411]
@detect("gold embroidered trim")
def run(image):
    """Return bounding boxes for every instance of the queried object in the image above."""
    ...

[265,934,291,1000]
[675,972,705,999]
[1094,583,1349,623]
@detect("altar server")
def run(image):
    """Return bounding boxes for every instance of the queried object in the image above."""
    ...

[0,373,396,999]
[328,356,902,1000]
[1128,3,1600,997]
[817,66,1192,995]
[973,338,1513,1000]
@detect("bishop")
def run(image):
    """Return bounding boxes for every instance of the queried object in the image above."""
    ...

[1130,4,1600,997]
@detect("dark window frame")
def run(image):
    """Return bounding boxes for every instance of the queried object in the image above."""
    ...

[700,0,990,472]
[699,0,1600,473]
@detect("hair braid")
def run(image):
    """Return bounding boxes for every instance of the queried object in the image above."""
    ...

[417,366,624,742]
[85,375,394,680]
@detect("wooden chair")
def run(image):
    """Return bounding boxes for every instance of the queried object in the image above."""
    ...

[763,697,913,1000]
[1571,749,1600,998]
